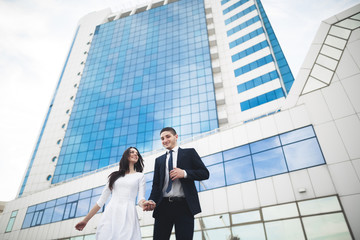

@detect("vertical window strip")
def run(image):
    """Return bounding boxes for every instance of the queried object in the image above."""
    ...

[231,40,269,62]
[229,27,264,49]
[223,0,250,15]
[225,4,257,25]
[255,0,295,94]
[5,210,18,233]
[237,70,279,93]
[240,88,285,111]
[227,16,261,36]
[234,54,273,77]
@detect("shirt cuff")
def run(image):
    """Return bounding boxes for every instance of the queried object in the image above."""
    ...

[183,170,187,178]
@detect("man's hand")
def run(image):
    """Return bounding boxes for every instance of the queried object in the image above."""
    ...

[142,200,156,211]
[170,167,185,180]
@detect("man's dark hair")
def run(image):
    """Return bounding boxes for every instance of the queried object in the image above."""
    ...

[160,127,177,136]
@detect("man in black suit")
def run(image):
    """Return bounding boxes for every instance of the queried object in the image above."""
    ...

[145,127,209,240]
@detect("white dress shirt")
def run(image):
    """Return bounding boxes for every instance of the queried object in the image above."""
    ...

[162,146,186,197]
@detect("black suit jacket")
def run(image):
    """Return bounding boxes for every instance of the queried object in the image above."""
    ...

[149,147,209,217]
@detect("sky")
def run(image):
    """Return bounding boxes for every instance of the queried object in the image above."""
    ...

[0,0,359,202]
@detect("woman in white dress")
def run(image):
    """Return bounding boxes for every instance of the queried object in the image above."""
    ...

[75,147,147,240]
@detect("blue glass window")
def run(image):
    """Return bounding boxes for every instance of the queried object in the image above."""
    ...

[201,163,226,190]
[252,148,287,178]
[283,138,325,171]
[224,156,254,184]
[52,0,218,184]
[202,152,223,166]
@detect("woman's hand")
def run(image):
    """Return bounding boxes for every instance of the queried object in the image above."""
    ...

[75,220,88,231]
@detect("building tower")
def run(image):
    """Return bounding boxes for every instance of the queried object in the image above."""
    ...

[1,0,359,239]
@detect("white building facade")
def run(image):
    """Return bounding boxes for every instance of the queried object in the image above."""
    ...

[0,0,359,239]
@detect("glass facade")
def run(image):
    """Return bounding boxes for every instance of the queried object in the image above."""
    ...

[22,186,105,229]
[36,196,351,239]
[21,125,325,229]
[52,0,218,184]
[140,196,352,240]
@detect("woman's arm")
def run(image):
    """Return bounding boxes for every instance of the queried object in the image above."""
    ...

[75,204,101,231]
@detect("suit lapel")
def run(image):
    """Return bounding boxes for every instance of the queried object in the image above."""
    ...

[159,153,167,188]
[177,147,183,168]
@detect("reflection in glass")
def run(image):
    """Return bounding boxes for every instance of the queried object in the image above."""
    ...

[223,145,250,161]
[224,156,254,185]
[283,138,325,171]
[203,227,232,240]
[252,148,287,178]
[298,196,341,216]
[303,213,352,240]
[265,218,305,240]
[201,163,225,190]
[280,125,314,145]
[200,214,230,229]
[232,210,261,224]
[202,152,223,166]
[250,136,280,154]
[84,235,96,240]
[262,203,298,221]
[232,223,266,240]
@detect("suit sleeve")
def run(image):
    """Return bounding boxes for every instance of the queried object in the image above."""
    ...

[149,157,162,203]
[184,148,209,181]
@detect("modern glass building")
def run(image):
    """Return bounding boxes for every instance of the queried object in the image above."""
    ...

[0,0,359,239]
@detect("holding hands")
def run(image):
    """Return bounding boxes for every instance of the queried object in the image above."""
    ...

[139,200,156,211]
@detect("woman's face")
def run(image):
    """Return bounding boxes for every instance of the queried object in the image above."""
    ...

[128,148,139,164]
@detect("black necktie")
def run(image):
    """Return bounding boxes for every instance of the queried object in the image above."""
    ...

[166,150,173,193]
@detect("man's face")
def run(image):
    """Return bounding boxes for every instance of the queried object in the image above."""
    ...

[160,131,178,150]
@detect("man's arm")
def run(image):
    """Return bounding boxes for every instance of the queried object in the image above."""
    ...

[182,148,209,181]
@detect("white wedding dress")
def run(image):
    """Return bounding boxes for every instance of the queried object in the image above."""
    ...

[96,172,145,240]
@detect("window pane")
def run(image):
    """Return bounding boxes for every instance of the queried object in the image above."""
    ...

[303,213,352,240]
[223,145,250,161]
[200,163,225,190]
[232,223,266,240]
[10,210,18,217]
[224,156,254,185]
[41,207,54,224]
[252,148,287,178]
[250,136,280,153]
[5,218,15,232]
[31,211,39,227]
[283,138,325,171]
[232,210,261,224]
[84,235,96,240]
[22,213,34,229]
[52,204,65,222]
[262,203,298,221]
[265,218,305,240]
[201,214,230,229]
[76,198,91,217]
[203,227,231,240]
[79,189,92,199]
[298,196,341,216]
[280,126,314,145]
[202,152,223,166]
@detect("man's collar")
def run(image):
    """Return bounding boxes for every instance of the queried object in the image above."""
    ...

[166,145,179,154]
